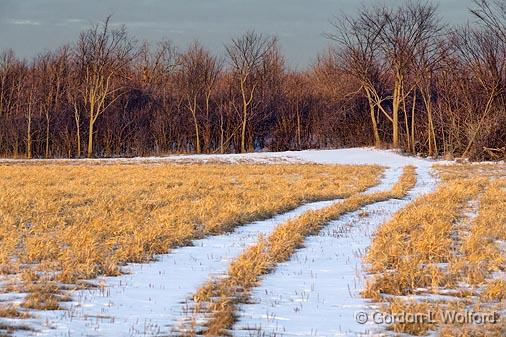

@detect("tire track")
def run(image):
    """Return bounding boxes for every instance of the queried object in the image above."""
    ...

[16,200,354,337]
[232,166,436,337]
[10,149,437,337]
[175,166,421,336]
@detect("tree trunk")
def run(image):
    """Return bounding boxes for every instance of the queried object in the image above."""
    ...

[402,88,411,152]
[76,124,81,158]
[189,96,201,154]
[365,88,381,147]
[71,102,81,158]
[241,109,247,153]
[411,93,416,154]
[193,112,201,154]
[204,93,211,153]
[422,91,436,156]
[26,110,32,159]
[392,75,402,149]
[296,102,302,150]
[26,90,33,159]
[220,107,225,154]
[87,117,94,158]
[45,113,50,158]
[240,82,248,153]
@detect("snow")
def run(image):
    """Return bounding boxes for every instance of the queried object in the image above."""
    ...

[1,148,440,337]
[291,148,435,167]
[159,148,436,168]
[0,147,441,167]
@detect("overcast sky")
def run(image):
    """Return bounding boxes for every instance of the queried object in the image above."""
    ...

[0,0,475,68]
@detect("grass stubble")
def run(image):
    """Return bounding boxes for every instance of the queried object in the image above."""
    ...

[0,162,382,329]
[363,163,506,336]
[183,166,417,336]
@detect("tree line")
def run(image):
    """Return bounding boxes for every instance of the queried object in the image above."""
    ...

[0,0,505,160]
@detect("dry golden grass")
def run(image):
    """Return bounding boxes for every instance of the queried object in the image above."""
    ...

[385,299,505,337]
[187,166,417,336]
[436,163,506,181]
[0,162,381,314]
[363,164,506,336]
[456,179,506,286]
[481,280,506,302]
[363,178,486,298]
[0,305,31,319]
[440,308,505,337]
[384,299,439,336]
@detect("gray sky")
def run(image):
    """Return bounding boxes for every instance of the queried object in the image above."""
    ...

[0,0,474,68]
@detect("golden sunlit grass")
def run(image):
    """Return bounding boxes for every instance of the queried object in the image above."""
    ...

[383,299,438,336]
[0,162,382,315]
[186,166,417,336]
[363,164,506,336]
[0,305,31,319]
[436,163,506,181]
[456,180,506,286]
[481,280,506,302]
[363,178,485,298]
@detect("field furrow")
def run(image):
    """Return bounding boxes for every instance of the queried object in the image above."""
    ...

[0,149,498,337]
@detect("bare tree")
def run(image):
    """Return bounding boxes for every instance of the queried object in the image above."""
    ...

[452,26,506,158]
[34,49,69,158]
[377,1,442,149]
[25,71,35,159]
[0,51,15,119]
[330,2,442,149]
[177,42,222,153]
[471,0,506,42]
[0,6,505,160]
[413,39,447,156]
[0,52,27,157]
[138,39,177,87]
[226,31,276,153]
[66,53,83,157]
[75,16,136,158]
[327,10,387,147]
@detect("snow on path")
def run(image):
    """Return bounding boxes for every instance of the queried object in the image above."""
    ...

[232,166,437,337]
[4,148,437,337]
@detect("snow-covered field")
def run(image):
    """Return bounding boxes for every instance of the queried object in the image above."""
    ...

[2,148,440,336]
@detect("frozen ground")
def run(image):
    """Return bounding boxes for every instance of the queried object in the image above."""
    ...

[0,148,439,337]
